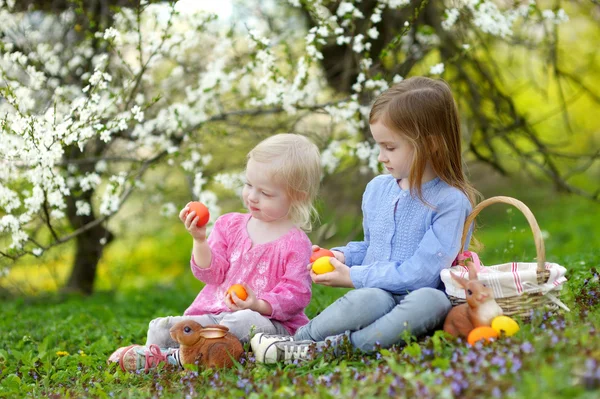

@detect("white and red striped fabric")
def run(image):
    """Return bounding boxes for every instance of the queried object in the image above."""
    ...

[440,259,567,300]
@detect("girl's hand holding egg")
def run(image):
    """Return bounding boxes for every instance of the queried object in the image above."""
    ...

[180,202,210,241]
[308,257,354,288]
[225,284,257,312]
[227,284,248,301]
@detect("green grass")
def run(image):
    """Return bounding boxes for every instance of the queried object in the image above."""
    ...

[1,191,599,398]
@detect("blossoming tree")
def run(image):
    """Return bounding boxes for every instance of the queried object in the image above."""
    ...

[1,0,597,294]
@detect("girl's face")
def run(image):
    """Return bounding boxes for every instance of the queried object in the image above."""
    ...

[242,159,292,223]
[370,121,415,182]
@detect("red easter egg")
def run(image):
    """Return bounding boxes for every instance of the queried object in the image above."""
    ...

[188,202,210,227]
[310,248,334,263]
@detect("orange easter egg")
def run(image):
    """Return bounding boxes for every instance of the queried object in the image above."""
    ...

[227,284,248,301]
[188,202,210,227]
[467,326,499,346]
[310,248,334,263]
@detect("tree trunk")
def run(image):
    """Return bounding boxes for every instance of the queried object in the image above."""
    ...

[63,192,114,295]
[62,139,113,295]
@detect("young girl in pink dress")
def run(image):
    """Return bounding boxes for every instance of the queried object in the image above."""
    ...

[109,133,321,371]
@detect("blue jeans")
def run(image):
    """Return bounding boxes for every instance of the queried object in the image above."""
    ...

[294,287,451,352]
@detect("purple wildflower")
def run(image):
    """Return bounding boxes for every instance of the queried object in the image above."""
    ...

[520,342,534,353]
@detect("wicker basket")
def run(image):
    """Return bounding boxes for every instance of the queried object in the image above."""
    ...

[445,196,568,321]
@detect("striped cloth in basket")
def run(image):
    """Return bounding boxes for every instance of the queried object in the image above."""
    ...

[441,261,567,300]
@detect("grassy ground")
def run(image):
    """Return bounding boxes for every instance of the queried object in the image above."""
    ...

[1,189,599,398]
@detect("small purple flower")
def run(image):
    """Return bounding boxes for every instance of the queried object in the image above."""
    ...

[236,379,247,388]
[491,356,506,367]
[465,351,478,363]
[451,380,462,395]
[451,351,459,362]
[511,358,522,373]
[585,358,597,371]
[520,342,534,353]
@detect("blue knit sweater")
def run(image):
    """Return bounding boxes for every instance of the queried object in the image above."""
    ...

[332,174,472,294]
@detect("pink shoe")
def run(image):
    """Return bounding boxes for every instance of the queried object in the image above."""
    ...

[107,344,178,372]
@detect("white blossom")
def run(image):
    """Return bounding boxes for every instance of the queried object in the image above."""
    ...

[321,141,342,174]
[367,27,379,39]
[337,2,356,17]
[381,0,410,9]
[429,63,445,75]
[442,8,460,30]
[192,172,207,200]
[75,200,91,216]
[131,105,144,122]
[160,202,177,217]
[352,34,365,53]
[214,172,244,192]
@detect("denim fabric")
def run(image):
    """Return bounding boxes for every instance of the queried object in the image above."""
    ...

[332,175,472,293]
[294,287,452,352]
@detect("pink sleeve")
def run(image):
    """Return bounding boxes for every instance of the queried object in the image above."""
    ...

[260,235,312,322]
[189,214,232,285]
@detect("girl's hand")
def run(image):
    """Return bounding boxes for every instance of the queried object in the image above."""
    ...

[331,250,345,263]
[179,203,207,241]
[224,285,258,312]
[309,258,354,288]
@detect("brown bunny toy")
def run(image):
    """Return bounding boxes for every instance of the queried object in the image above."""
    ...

[169,320,244,369]
[443,262,503,338]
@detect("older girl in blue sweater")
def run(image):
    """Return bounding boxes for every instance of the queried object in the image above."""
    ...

[252,77,479,363]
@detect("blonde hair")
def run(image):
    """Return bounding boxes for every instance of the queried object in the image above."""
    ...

[369,77,480,207]
[247,133,321,231]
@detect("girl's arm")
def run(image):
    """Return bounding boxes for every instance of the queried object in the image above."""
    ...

[349,192,472,293]
[258,238,313,322]
[189,215,232,286]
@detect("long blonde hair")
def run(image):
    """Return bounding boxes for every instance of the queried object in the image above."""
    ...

[369,77,480,207]
[247,133,321,231]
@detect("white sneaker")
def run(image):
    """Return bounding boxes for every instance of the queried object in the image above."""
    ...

[250,333,294,363]
[251,333,314,364]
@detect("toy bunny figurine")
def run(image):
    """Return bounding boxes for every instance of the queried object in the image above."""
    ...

[108,320,244,373]
[443,262,503,338]
[169,320,244,369]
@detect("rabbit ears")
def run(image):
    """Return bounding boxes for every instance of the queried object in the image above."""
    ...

[450,261,479,288]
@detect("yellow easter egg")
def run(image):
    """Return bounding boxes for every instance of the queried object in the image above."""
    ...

[491,315,520,337]
[312,256,334,274]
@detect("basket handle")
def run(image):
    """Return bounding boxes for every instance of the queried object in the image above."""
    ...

[460,196,546,272]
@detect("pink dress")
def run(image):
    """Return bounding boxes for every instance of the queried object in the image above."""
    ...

[183,213,313,334]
